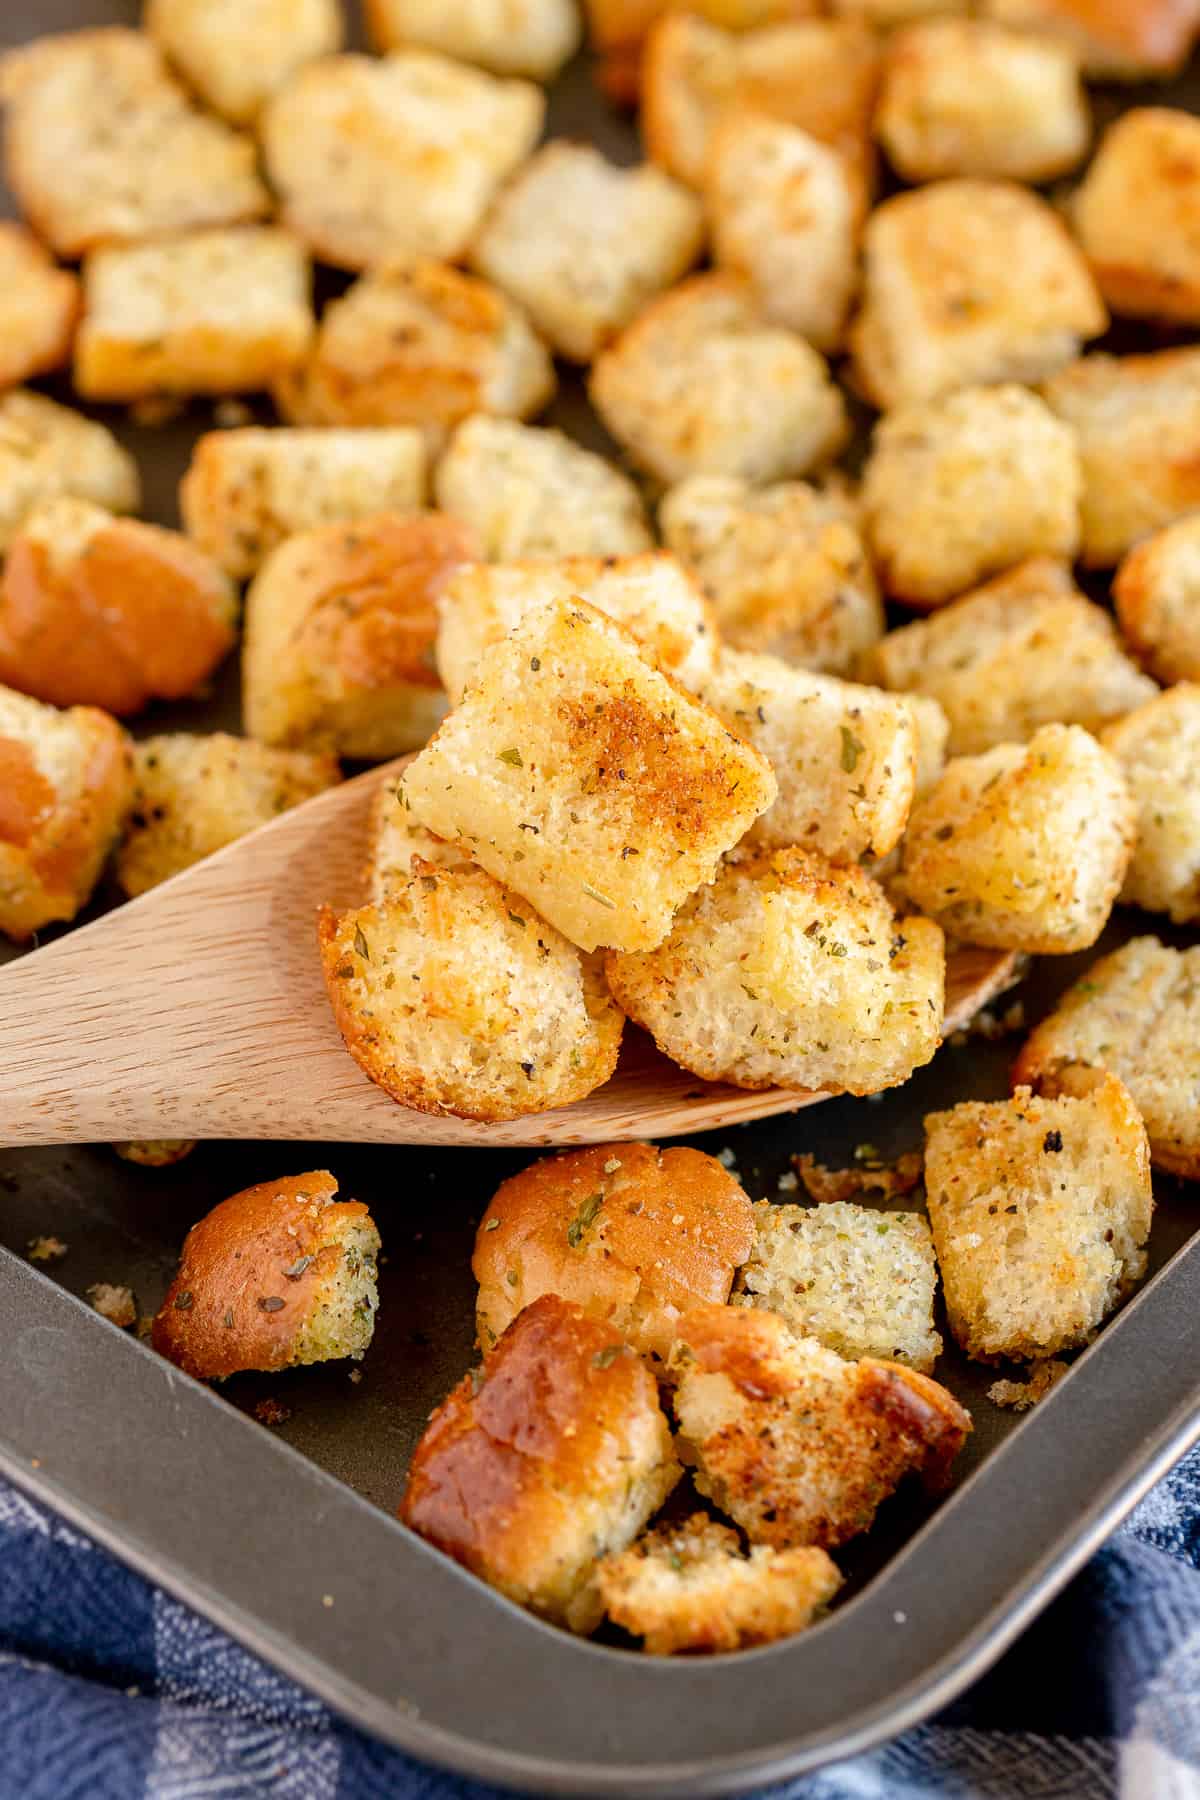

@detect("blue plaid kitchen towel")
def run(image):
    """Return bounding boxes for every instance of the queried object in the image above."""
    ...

[3,1455,1200,1800]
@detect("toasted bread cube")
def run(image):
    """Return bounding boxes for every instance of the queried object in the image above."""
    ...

[0,391,139,554]
[900,724,1136,953]
[436,553,717,704]
[116,733,340,897]
[862,387,1081,608]
[152,1172,380,1379]
[1073,109,1200,325]
[595,1513,841,1655]
[473,1143,754,1359]
[0,28,268,257]
[850,181,1106,412]
[0,498,236,718]
[980,0,1200,80]
[734,1199,942,1371]
[144,0,343,123]
[243,514,476,757]
[365,0,580,78]
[607,849,944,1093]
[924,1074,1152,1361]
[659,476,883,676]
[0,683,132,941]
[869,560,1157,756]
[75,228,314,403]
[367,781,474,903]
[261,51,543,272]
[669,1304,970,1549]
[0,225,79,391]
[402,598,775,951]
[1100,686,1200,923]
[591,275,848,487]
[876,21,1089,185]
[1042,349,1200,567]
[471,144,704,364]
[1014,936,1200,1180]
[433,417,652,561]
[180,428,427,581]
[1115,514,1200,686]
[585,0,822,57]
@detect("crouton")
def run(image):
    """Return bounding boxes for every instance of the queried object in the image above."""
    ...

[365,0,580,78]
[868,560,1157,756]
[273,261,554,447]
[0,391,139,554]
[832,0,971,21]
[152,1171,381,1379]
[1114,514,1200,686]
[473,1143,755,1360]
[1100,686,1200,924]
[180,428,428,580]
[907,694,951,798]
[733,1199,942,1371]
[116,733,341,897]
[260,51,543,271]
[595,1513,841,1654]
[1014,936,1200,1179]
[979,0,1200,80]
[0,28,269,257]
[433,417,652,561]
[606,849,945,1094]
[401,598,775,952]
[400,1294,681,1630]
[435,553,717,704]
[367,782,473,903]
[1073,109,1200,325]
[861,387,1082,608]
[876,20,1089,185]
[112,1138,195,1167]
[0,683,132,941]
[75,228,314,403]
[849,180,1106,411]
[243,513,477,758]
[669,1303,970,1549]
[900,724,1136,954]
[924,1074,1152,1361]
[591,275,848,486]
[0,498,236,717]
[144,0,343,123]
[659,476,883,677]
[585,0,821,59]
[0,225,79,392]
[1041,349,1200,567]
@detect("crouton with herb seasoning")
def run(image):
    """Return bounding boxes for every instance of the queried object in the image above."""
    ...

[433,417,652,561]
[0,224,79,392]
[473,1143,754,1359]
[899,724,1135,954]
[152,1172,381,1380]
[400,1294,681,1631]
[1099,685,1200,924]
[261,51,543,272]
[367,781,475,903]
[243,513,477,758]
[606,849,945,1095]
[1072,109,1200,324]
[401,598,775,951]
[669,1303,970,1549]
[1114,514,1200,687]
[0,390,139,555]
[924,1073,1152,1362]
[595,1513,841,1655]
[365,0,580,78]
[144,0,343,124]
[980,0,1200,82]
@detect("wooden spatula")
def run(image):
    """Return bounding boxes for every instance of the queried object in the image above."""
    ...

[0,760,1019,1148]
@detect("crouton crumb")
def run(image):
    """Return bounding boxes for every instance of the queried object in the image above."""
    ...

[792,1150,923,1205]
[88,1283,137,1328]
[26,1235,68,1263]
[988,1360,1070,1411]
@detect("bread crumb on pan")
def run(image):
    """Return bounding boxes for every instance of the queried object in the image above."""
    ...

[1100,685,1200,924]
[88,1282,137,1328]
[144,0,343,123]
[26,1235,69,1263]
[988,1359,1069,1411]
[0,223,79,391]
[1115,513,1200,686]
[0,390,139,554]
[364,0,580,79]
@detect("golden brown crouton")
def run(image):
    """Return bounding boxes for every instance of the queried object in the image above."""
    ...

[849,180,1106,411]
[595,1513,841,1654]
[980,0,1200,80]
[606,848,945,1094]
[1014,936,1200,1179]
[0,390,139,554]
[116,733,341,897]
[260,51,543,272]
[473,1143,754,1360]
[152,1172,381,1380]
[659,476,884,676]
[0,498,236,717]
[144,0,343,122]
[243,513,477,758]
[0,225,79,392]
[591,274,848,486]
[367,781,475,903]
[1114,514,1200,686]
[112,1138,196,1167]
[899,724,1136,954]
[365,0,581,78]
[75,228,314,403]
[400,1294,681,1630]
[585,0,821,61]
[1073,109,1200,325]
[0,682,132,941]
[471,144,704,363]
[402,598,776,952]
[1100,685,1200,924]
[924,1074,1152,1361]
[669,1303,970,1549]
[868,560,1157,755]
